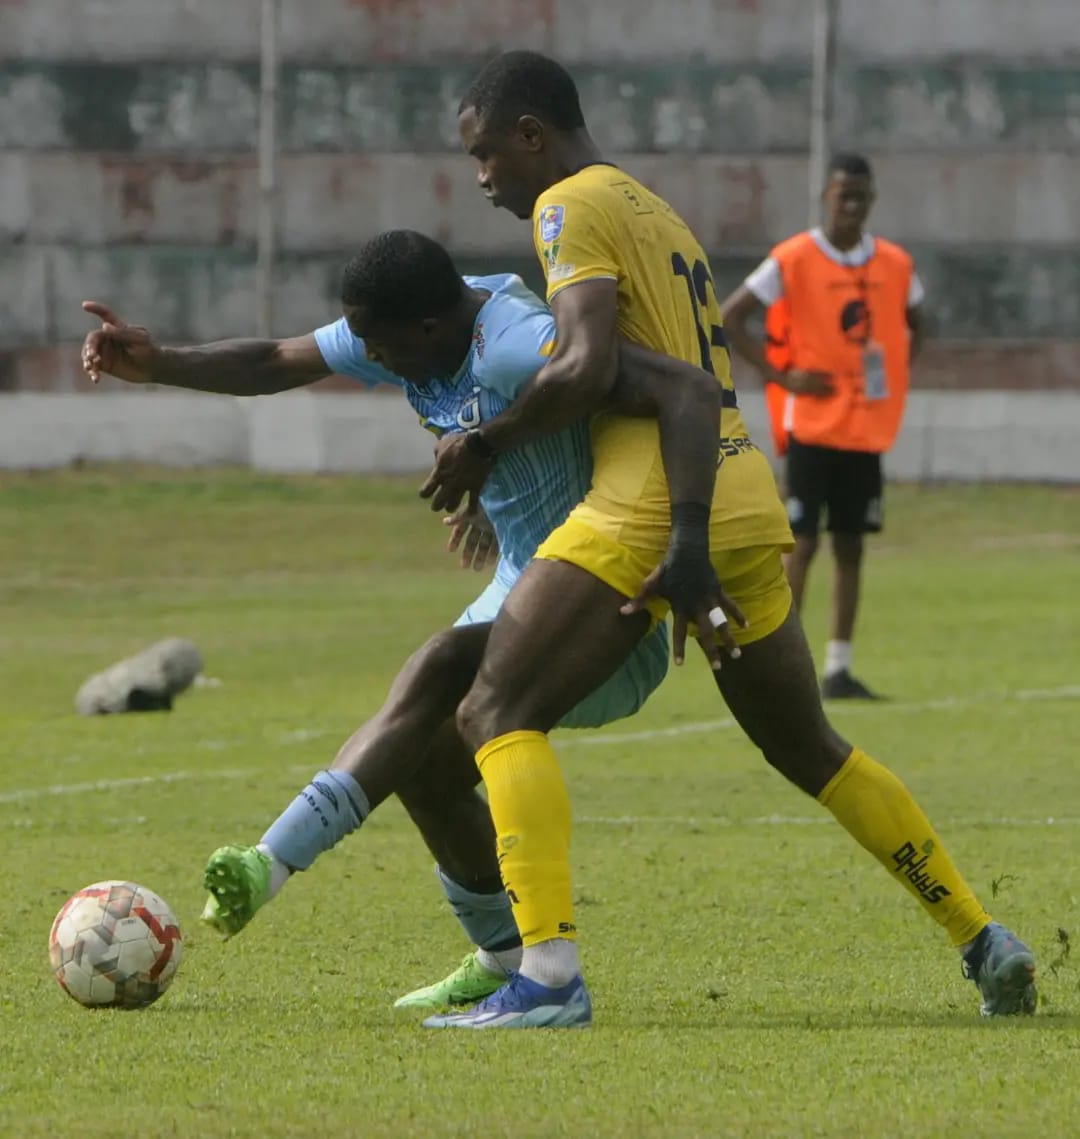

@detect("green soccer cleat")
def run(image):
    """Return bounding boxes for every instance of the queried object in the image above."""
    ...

[201,844,272,938]
[393,952,506,1011]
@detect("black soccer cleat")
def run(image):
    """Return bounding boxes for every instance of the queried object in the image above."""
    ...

[821,669,885,701]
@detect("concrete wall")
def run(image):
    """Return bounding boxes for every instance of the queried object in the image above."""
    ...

[1,0,1078,473]
[7,0,1080,63]
[2,388,1077,483]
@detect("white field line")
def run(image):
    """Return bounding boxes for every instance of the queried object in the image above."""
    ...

[567,684,1080,747]
[0,762,315,806]
[578,814,1080,828]
[1,684,1076,809]
[0,768,246,805]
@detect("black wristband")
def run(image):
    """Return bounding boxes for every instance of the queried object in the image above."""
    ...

[670,501,710,548]
[464,427,497,462]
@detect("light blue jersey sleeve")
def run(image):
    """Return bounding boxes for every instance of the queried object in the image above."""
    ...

[475,297,557,402]
[313,318,403,388]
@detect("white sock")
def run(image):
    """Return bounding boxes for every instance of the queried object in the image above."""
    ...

[476,945,520,976]
[257,843,292,901]
[824,639,853,678]
[519,938,580,988]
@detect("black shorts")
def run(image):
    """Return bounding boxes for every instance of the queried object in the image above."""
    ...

[784,437,883,537]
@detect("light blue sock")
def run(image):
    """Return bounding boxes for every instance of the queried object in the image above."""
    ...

[260,769,370,871]
[435,865,520,952]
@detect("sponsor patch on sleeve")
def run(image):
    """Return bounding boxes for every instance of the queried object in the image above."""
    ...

[538,204,565,245]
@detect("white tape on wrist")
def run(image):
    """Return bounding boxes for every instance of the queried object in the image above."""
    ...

[707,606,728,629]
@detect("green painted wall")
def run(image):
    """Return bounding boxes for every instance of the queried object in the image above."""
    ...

[4,62,1080,153]
[5,245,1077,346]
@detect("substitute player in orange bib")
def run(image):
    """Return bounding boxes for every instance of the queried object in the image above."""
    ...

[722,154,925,700]
[420,53,1035,1028]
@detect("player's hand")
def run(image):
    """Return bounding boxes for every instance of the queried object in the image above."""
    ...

[419,433,493,515]
[783,369,834,397]
[80,301,160,384]
[443,504,499,572]
[620,555,748,670]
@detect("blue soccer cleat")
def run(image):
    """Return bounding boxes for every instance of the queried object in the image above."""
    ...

[962,922,1037,1016]
[422,971,592,1029]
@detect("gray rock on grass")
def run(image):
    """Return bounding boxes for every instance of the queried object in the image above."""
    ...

[75,638,204,715]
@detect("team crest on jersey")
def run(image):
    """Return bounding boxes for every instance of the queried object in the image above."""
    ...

[539,204,565,244]
[457,386,482,429]
[472,323,485,359]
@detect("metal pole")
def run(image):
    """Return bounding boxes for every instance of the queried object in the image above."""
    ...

[254,0,280,337]
[808,0,839,228]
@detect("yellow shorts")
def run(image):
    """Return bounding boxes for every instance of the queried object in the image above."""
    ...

[536,517,792,647]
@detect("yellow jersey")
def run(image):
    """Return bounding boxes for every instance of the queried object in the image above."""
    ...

[532,164,792,552]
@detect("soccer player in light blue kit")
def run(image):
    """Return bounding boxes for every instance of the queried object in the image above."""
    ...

[79,229,705,1009]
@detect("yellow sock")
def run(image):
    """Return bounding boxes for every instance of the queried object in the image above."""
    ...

[476,730,576,948]
[818,748,991,946]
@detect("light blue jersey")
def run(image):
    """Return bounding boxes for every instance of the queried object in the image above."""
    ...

[313,273,668,729]
[315,274,590,581]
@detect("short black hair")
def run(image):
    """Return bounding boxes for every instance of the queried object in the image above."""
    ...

[340,231,464,322]
[459,50,586,132]
[828,152,874,180]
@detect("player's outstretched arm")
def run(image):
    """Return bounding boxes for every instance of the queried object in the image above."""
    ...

[80,301,330,395]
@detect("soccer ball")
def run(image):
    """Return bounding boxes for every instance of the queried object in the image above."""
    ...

[48,881,183,1009]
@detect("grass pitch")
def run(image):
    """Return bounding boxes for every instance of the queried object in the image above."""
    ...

[1,469,1077,1138]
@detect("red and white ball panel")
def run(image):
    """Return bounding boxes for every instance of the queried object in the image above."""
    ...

[48,880,183,1009]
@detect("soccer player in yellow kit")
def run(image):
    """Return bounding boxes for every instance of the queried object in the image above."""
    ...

[422,51,1036,1028]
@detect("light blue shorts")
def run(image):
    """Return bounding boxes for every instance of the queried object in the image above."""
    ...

[456,560,669,730]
